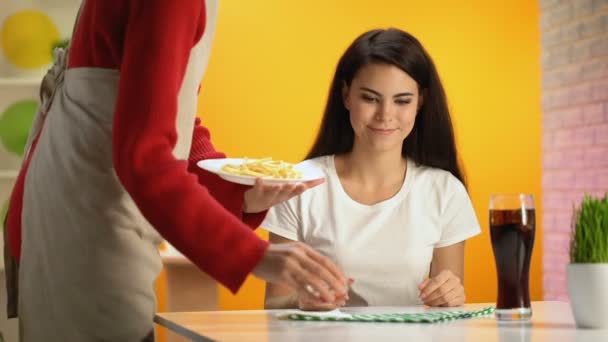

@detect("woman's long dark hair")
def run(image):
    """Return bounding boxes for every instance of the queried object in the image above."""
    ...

[306,28,466,187]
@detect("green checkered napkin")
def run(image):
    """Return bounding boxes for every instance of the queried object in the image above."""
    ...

[285,306,495,323]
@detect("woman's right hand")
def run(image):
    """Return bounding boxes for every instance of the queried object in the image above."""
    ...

[253,242,348,303]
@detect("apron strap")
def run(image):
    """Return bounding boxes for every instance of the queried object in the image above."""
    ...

[38,0,86,109]
[64,0,86,67]
[23,0,85,159]
[29,0,86,156]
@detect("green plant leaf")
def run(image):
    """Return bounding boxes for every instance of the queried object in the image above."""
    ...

[571,193,608,263]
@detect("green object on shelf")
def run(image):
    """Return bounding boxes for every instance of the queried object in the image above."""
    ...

[0,99,37,156]
[52,38,70,53]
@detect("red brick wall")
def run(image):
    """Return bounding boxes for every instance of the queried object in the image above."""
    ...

[541,0,608,301]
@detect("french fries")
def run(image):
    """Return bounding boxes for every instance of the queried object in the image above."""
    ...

[221,157,303,180]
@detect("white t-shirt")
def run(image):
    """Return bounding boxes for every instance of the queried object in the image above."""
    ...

[262,155,481,306]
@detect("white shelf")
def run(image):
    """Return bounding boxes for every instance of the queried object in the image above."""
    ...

[0,170,18,178]
[0,77,41,87]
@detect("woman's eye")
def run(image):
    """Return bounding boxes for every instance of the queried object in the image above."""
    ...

[396,99,412,105]
[361,94,378,103]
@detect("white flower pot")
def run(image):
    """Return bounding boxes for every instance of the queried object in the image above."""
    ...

[566,263,608,329]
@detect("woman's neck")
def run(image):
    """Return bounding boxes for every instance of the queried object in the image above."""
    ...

[336,145,406,189]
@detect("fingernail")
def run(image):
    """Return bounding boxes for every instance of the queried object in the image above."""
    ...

[306,284,321,298]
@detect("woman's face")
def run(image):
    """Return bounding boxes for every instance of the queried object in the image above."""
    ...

[343,63,422,154]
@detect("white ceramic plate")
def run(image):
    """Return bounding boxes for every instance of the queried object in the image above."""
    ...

[197,158,325,186]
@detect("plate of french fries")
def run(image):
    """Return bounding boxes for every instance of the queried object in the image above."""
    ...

[197,157,325,185]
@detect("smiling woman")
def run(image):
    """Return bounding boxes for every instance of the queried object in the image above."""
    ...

[262,28,480,310]
[342,64,420,152]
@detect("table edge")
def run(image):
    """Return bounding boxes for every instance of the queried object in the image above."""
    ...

[154,314,215,342]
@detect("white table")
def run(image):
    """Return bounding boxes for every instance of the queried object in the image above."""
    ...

[155,301,608,341]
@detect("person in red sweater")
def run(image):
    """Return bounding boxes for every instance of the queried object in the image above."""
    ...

[3,1,348,341]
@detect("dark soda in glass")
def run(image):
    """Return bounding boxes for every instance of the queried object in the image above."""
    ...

[490,207,535,320]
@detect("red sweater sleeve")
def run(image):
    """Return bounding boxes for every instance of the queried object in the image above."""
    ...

[112,0,268,293]
[187,117,268,228]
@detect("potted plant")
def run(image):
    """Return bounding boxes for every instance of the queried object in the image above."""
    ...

[567,193,608,329]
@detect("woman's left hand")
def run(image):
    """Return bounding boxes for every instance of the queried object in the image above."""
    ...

[243,178,325,214]
[418,270,465,307]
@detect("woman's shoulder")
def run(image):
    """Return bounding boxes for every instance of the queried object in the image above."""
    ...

[303,155,333,166]
[295,155,336,196]
[301,155,335,175]
[410,161,465,194]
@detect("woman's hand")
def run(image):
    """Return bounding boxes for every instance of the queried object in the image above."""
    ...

[418,270,465,307]
[243,178,324,214]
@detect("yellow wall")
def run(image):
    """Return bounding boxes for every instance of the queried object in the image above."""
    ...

[192,0,542,309]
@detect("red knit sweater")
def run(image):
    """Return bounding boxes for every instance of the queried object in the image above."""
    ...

[6,0,269,293]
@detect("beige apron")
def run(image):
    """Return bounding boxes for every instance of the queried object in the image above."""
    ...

[3,0,87,321]
[17,1,218,340]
